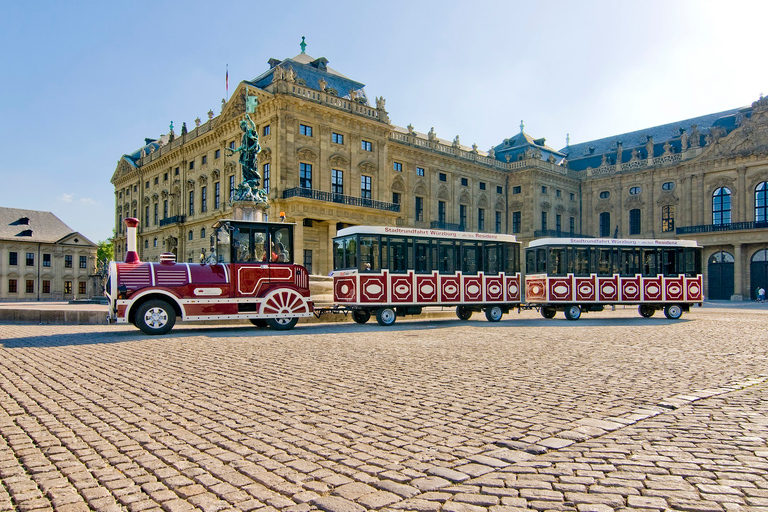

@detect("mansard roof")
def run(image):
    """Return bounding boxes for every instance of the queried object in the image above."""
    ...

[250,52,368,102]
[562,107,748,171]
[492,130,567,164]
[0,207,94,245]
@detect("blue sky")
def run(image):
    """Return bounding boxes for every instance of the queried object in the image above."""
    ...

[2,1,767,243]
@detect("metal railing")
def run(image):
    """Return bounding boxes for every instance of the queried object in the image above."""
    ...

[676,220,768,234]
[282,187,400,212]
[158,215,186,227]
[430,221,465,231]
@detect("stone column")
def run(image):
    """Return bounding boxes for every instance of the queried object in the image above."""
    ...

[732,243,743,301]
[737,165,747,222]
[698,173,705,225]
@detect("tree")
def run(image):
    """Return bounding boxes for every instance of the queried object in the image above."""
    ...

[96,238,114,263]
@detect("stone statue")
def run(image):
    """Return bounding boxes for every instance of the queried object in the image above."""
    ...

[376,96,386,110]
[428,127,436,141]
[228,113,261,187]
[680,130,689,151]
[663,141,672,155]
[690,124,701,148]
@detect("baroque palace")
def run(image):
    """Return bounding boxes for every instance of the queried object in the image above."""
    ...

[112,42,768,301]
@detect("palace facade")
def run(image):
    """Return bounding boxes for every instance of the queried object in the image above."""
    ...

[0,207,98,301]
[111,44,768,300]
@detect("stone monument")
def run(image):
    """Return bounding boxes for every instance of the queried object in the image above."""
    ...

[229,87,269,221]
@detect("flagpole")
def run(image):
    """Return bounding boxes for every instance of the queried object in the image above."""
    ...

[226,64,229,101]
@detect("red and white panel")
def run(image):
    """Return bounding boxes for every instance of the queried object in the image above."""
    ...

[485,275,504,302]
[360,274,387,303]
[260,288,311,316]
[664,276,685,301]
[643,276,663,301]
[440,275,461,302]
[334,276,357,302]
[505,274,521,302]
[548,277,573,302]
[686,275,703,301]
[463,276,483,302]
[391,273,414,303]
[575,276,596,302]
[598,276,619,301]
[525,277,547,302]
[620,276,641,301]
[416,274,439,302]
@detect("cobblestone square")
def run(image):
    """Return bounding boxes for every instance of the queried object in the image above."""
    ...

[0,306,766,511]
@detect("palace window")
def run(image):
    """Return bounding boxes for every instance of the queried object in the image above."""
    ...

[394,162,402,172]
[64,281,72,294]
[299,124,312,136]
[188,231,193,241]
[416,167,425,177]
[65,255,73,268]
[497,186,503,194]
[629,209,642,235]
[42,280,50,294]
[43,254,50,267]
[439,172,447,182]
[599,212,611,237]
[215,149,220,159]
[200,228,206,239]
[26,252,34,266]
[512,211,521,233]
[361,176,372,199]
[713,187,731,225]
[201,186,207,213]
[392,192,401,205]
[556,189,561,197]
[599,190,610,199]
[478,208,485,231]
[78,282,86,295]
[153,238,158,247]
[541,211,548,230]
[556,214,562,234]
[570,217,575,234]
[154,203,158,225]
[479,182,486,191]
[662,205,675,232]
[304,250,313,274]
[513,186,521,194]
[202,155,207,165]
[495,211,502,233]
[8,279,17,293]
[629,186,641,195]
[263,164,270,193]
[26,280,34,294]
[79,256,87,269]
[189,160,195,170]
[662,181,675,191]
[461,178,468,187]
[332,169,343,195]
[541,186,547,194]
[332,132,343,144]
[459,205,467,228]
[189,190,195,216]
[229,176,235,201]
[163,200,168,219]
[145,206,150,227]
[756,182,767,222]
[263,125,271,136]
[300,163,312,189]
[438,201,446,223]
[214,182,220,209]
[145,239,149,249]
[361,140,373,151]
[415,197,424,221]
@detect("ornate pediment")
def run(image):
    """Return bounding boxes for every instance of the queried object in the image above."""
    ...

[477,195,489,209]
[391,177,406,193]
[568,206,579,216]
[225,161,237,174]
[458,192,470,205]
[187,179,196,188]
[131,199,137,208]
[358,160,377,174]
[495,200,505,211]
[161,189,169,199]
[704,108,768,160]
[594,199,614,213]
[624,194,644,210]
[555,204,566,214]
[414,182,428,196]
[297,147,318,161]
[708,176,736,194]
[259,147,272,161]
[198,175,208,185]
[540,201,551,209]
[437,185,450,201]
[509,200,524,210]
[142,196,150,205]
[749,170,768,189]
[152,193,159,201]
[656,190,679,206]
[211,169,221,180]
[329,154,349,168]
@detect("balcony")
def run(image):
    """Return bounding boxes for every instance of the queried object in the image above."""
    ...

[159,215,186,227]
[676,220,768,235]
[534,229,590,238]
[282,187,400,212]
[430,221,465,231]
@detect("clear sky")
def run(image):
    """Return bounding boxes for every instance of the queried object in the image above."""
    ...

[2,0,767,243]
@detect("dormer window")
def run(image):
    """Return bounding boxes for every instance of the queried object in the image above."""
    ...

[18,229,33,237]
[17,217,29,225]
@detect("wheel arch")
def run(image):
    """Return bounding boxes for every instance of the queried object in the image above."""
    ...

[127,291,184,325]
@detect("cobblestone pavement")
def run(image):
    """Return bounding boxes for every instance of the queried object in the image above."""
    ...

[0,307,765,512]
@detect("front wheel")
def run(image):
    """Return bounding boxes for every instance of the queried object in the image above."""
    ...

[541,307,556,319]
[664,304,683,320]
[638,305,655,318]
[484,305,503,322]
[456,306,473,321]
[267,317,299,330]
[352,309,371,324]
[375,307,397,326]
[135,300,176,335]
[564,305,581,321]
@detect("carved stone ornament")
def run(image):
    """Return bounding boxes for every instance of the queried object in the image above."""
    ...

[161,189,169,199]
[509,201,523,210]
[211,169,220,180]
[594,200,614,213]
[437,186,450,201]
[329,154,349,168]
[414,183,428,197]
[131,199,137,208]
[152,193,159,201]
[656,190,679,206]
[708,176,736,195]
[495,200,505,211]
[225,161,237,174]
[477,196,489,208]
[624,194,644,210]
[555,204,566,214]
[117,205,123,213]
[568,207,579,216]
[391,177,405,193]
[540,201,551,210]
[142,196,150,205]
[749,170,768,189]
[705,108,768,160]
[297,148,318,161]
[259,147,271,161]
[119,160,132,176]
[458,192,470,205]
[198,175,208,185]
[187,179,196,188]
[358,161,377,174]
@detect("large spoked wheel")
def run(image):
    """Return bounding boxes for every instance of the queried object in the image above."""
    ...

[564,305,581,321]
[638,305,655,318]
[352,309,371,324]
[135,300,176,335]
[375,307,397,326]
[267,317,299,330]
[664,304,683,320]
[541,307,556,319]
[456,306,473,321]
[250,319,268,327]
[484,305,503,322]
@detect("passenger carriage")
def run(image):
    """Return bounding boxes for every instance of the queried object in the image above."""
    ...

[332,226,522,325]
[524,237,703,320]
[105,218,313,334]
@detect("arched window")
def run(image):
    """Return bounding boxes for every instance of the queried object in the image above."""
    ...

[752,249,768,262]
[200,227,206,239]
[188,230,193,241]
[756,182,767,223]
[153,238,158,247]
[713,187,731,225]
[144,240,149,249]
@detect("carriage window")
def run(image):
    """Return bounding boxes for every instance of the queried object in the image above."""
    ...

[548,248,565,276]
[574,247,590,276]
[215,225,231,264]
[662,249,678,276]
[438,240,457,274]
[597,248,613,276]
[414,238,431,273]
[536,248,547,273]
[269,226,292,263]
[485,243,500,275]
[642,249,658,276]
[462,242,482,274]
[684,248,701,276]
[526,249,536,274]
[389,237,408,273]
[360,236,379,271]
[346,237,357,269]
[505,244,519,274]
[334,236,355,270]
[620,248,639,276]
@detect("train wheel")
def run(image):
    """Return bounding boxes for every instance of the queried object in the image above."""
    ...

[664,304,683,320]
[540,307,556,319]
[375,307,397,326]
[352,309,371,324]
[135,300,176,335]
[638,305,655,318]
[267,317,299,330]
[250,319,268,327]
[484,305,503,322]
[564,305,581,321]
[456,306,473,320]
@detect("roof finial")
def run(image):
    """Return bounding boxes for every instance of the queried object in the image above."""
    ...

[520,120,524,133]
[300,36,307,54]
[566,133,570,147]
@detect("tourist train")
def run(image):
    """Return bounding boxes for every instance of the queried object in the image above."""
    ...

[105,218,703,334]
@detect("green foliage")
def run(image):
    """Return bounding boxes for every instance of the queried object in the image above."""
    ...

[97,239,114,263]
